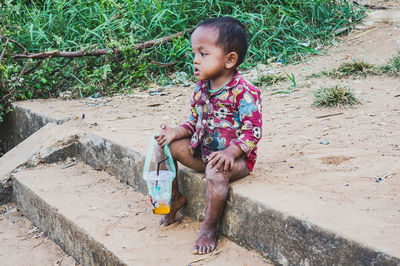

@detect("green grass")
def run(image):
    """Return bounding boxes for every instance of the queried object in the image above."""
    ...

[308,52,400,79]
[380,50,400,76]
[253,73,286,87]
[313,85,360,107]
[308,60,377,79]
[0,0,365,122]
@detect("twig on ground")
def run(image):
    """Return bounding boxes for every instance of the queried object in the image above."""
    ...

[315,112,344,119]
[137,226,147,232]
[189,249,223,264]
[395,94,400,98]
[349,27,377,40]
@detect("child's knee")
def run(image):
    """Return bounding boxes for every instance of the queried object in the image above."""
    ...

[168,140,182,159]
[205,164,229,184]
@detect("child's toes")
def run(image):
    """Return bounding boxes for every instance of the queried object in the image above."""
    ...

[192,245,199,254]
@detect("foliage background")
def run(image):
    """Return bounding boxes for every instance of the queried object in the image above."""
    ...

[0,0,365,121]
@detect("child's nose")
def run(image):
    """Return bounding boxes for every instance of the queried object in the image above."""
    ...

[193,54,200,64]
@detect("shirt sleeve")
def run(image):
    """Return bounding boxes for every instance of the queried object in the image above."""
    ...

[180,86,200,135]
[231,86,262,156]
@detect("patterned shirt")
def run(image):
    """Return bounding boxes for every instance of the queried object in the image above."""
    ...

[181,72,262,172]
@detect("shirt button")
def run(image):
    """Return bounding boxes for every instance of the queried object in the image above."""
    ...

[206,100,209,104]
[202,119,206,124]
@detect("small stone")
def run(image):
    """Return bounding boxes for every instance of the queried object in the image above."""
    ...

[319,140,330,145]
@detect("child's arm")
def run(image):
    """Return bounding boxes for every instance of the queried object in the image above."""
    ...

[231,88,262,158]
[155,85,200,147]
[155,124,191,147]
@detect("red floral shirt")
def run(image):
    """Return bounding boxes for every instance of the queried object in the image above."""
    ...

[181,72,262,172]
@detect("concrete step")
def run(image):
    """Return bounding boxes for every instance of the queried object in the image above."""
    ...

[12,162,269,265]
[1,102,399,265]
[0,120,81,205]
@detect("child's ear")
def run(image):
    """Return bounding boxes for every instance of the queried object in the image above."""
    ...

[225,52,238,69]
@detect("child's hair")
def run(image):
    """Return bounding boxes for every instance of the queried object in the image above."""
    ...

[197,17,248,67]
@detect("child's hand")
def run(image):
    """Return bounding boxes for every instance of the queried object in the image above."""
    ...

[209,145,244,173]
[209,149,236,173]
[155,124,176,147]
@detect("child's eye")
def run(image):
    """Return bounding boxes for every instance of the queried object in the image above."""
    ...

[200,52,206,56]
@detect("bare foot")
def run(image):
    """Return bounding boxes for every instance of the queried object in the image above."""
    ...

[192,227,217,255]
[159,194,186,226]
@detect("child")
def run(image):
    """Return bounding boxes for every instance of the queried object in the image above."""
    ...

[155,17,262,255]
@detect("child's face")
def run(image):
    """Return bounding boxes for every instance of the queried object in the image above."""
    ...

[191,27,228,81]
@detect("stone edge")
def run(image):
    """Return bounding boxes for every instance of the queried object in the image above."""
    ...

[12,176,127,266]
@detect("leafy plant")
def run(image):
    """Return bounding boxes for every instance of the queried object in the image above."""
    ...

[308,60,377,79]
[253,73,286,87]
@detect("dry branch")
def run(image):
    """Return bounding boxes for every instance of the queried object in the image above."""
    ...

[0,39,10,62]
[25,59,45,75]
[10,28,194,59]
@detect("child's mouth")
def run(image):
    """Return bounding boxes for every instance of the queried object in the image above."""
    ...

[194,68,200,76]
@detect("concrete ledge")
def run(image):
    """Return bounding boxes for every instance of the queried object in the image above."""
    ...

[81,133,147,193]
[12,176,126,266]
[2,104,400,265]
[0,104,63,153]
[221,190,400,266]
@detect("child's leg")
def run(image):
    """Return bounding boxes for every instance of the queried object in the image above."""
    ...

[193,158,249,254]
[156,138,206,226]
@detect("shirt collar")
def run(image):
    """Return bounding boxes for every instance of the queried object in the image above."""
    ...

[207,71,241,96]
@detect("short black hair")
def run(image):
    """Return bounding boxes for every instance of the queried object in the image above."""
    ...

[197,17,248,67]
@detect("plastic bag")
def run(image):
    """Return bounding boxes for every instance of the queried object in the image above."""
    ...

[142,134,176,214]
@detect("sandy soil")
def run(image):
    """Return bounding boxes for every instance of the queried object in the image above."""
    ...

[3,4,400,264]
[0,203,77,266]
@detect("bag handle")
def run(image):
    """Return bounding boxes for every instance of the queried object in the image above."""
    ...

[143,133,176,180]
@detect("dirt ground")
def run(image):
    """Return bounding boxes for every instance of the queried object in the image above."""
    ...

[3,2,400,264]
[0,203,78,266]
